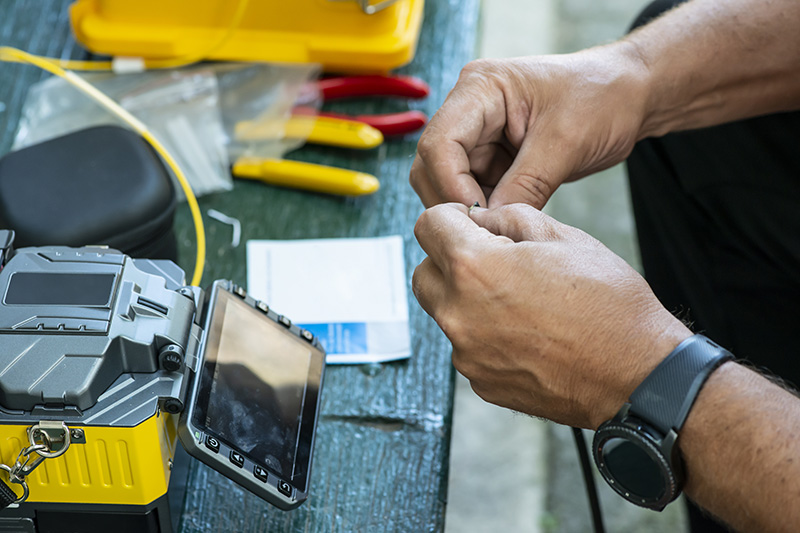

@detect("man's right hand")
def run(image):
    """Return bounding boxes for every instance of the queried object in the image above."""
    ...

[412,203,692,429]
[410,44,650,209]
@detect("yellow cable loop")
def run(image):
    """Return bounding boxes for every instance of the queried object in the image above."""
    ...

[0,46,206,286]
[5,0,249,72]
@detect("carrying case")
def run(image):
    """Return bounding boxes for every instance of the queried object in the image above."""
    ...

[0,125,178,261]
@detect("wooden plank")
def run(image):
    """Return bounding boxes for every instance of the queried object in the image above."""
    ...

[175,0,480,527]
[0,0,84,153]
[173,0,480,423]
[179,421,449,532]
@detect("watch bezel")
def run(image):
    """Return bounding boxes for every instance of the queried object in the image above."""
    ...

[592,407,683,511]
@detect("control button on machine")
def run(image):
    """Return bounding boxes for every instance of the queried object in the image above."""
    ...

[229,451,245,468]
[205,436,220,453]
[253,465,269,482]
[277,480,293,497]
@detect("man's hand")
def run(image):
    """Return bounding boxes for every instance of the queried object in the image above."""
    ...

[412,203,691,428]
[411,0,800,211]
[409,46,649,209]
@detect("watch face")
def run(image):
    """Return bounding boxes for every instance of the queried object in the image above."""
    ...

[600,437,666,501]
[592,419,680,510]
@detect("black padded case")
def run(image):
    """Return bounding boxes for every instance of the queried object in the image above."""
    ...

[0,125,177,261]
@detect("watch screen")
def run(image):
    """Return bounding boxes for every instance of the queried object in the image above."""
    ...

[602,438,666,500]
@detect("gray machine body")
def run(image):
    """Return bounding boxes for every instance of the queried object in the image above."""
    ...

[0,246,203,426]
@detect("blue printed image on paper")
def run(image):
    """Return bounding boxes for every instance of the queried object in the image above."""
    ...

[299,322,368,355]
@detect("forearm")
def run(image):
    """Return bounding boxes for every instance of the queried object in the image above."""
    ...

[681,362,800,532]
[618,0,800,137]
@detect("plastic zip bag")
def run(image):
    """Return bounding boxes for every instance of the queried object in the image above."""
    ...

[13,62,319,199]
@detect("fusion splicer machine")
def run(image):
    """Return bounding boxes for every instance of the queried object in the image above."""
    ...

[0,231,326,533]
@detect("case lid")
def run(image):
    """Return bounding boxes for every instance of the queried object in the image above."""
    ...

[0,125,176,252]
[69,0,424,73]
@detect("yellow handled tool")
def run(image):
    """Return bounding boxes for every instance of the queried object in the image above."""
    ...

[235,115,384,150]
[232,157,380,196]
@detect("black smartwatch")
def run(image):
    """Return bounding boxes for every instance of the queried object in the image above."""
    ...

[592,334,733,510]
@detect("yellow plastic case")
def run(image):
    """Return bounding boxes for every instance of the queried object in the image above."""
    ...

[69,0,424,73]
[0,414,177,506]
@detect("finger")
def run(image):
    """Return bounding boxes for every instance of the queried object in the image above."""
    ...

[469,204,561,243]
[411,257,446,318]
[487,129,575,209]
[410,156,444,208]
[414,136,487,208]
[413,88,507,205]
[411,157,489,210]
[414,203,493,271]
[467,142,515,193]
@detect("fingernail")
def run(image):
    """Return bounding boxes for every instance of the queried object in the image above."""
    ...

[468,201,480,214]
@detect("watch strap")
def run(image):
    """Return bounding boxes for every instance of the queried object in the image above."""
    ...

[628,334,733,435]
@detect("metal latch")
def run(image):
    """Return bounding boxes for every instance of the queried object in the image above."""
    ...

[0,422,73,509]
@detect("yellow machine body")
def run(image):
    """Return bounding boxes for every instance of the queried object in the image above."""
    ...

[69,0,425,73]
[0,413,177,506]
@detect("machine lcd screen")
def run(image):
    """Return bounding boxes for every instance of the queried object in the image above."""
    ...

[192,289,323,491]
[5,272,116,306]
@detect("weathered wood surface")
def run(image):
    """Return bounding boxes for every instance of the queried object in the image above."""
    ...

[0,1,480,530]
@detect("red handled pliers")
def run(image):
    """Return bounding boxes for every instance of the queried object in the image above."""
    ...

[296,75,430,137]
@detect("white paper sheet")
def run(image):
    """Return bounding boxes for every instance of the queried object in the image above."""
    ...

[246,236,411,364]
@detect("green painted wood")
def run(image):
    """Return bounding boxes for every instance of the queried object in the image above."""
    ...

[0,0,480,530]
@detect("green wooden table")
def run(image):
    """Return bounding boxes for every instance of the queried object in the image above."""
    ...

[0,1,479,531]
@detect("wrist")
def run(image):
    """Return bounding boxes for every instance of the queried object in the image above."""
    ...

[624,39,717,139]
[590,319,692,430]
[593,334,734,510]
[581,40,655,145]
[603,38,681,141]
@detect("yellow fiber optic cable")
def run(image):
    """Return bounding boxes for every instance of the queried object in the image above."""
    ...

[0,46,206,286]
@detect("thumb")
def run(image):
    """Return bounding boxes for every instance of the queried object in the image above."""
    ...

[415,203,494,272]
[487,135,573,209]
